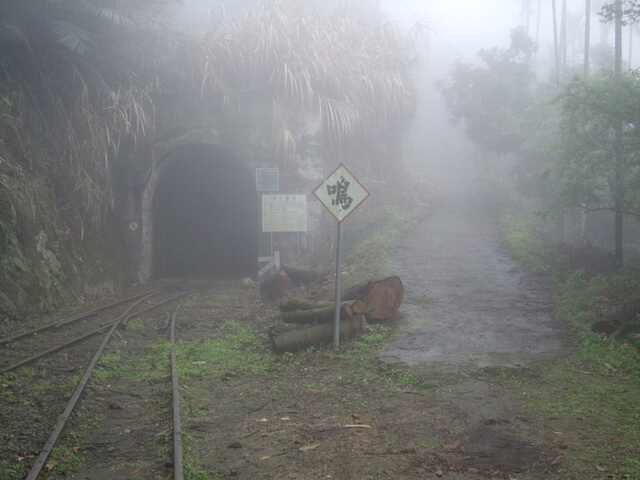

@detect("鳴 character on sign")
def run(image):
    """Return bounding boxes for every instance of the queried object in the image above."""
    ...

[327,177,353,210]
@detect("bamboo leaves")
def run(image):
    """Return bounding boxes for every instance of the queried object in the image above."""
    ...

[200,3,418,150]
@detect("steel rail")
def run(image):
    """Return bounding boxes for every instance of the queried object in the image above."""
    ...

[1,291,157,374]
[0,289,162,346]
[1,291,191,373]
[170,303,185,480]
[23,288,195,480]
[25,312,125,479]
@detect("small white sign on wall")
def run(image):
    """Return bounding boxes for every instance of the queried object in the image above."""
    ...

[256,167,279,191]
[262,194,308,232]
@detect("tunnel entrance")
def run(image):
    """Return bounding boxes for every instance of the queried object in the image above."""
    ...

[152,144,258,278]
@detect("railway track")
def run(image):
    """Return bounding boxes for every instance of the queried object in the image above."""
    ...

[0,278,211,479]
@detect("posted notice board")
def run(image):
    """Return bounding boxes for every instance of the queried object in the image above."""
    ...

[262,195,307,232]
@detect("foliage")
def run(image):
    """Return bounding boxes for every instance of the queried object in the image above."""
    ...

[599,0,640,25]
[437,27,537,156]
[500,212,569,277]
[551,71,640,220]
[0,0,184,227]
[0,0,188,316]
[199,2,419,177]
[500,210,640,372]
[512,82,562,200]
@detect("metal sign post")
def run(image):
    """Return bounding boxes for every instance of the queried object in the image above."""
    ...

[332,221,343,346]
[256,167,281,271]
[313,164,370,348]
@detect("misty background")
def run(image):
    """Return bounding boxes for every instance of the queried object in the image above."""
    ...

[174,0,639,192]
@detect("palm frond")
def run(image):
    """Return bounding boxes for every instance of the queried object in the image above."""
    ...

[199,2,418,153]
[49,20,97,56]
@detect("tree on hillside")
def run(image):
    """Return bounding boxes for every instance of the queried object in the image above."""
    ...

[600,0,640,23]
[438,28,565,213]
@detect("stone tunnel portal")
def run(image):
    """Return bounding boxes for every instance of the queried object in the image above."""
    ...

[152,144,258,279]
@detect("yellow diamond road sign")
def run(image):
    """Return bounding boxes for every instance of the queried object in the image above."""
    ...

[313,164,370,222]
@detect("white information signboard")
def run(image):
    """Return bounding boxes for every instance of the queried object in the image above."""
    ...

[262,194,307,232]
[312,164,370,222]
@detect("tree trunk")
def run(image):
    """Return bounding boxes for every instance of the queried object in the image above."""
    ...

[584,0,591,77]
[552,0,561,82]
[260,270,295,302]
[269,315,367,353]
[614,0,624,267]
[536,0,542,57]
[629,24,634,67]
[561,0,568,73]
[279,298,336,312]
[281,304,354,324]
[345,276,404,321]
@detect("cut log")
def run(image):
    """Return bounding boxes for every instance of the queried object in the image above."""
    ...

[281,304,354,324]
[268,324,306,335]
[269,315,367,353]
[278,276,404,323]
[279,298,336,312]
[281,264,332,285]
[346,276,404,321]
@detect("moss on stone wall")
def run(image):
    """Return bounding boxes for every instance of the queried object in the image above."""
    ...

[0,139,126,321]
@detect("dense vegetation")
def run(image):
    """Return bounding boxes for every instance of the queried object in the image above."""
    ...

[0,0,186,316]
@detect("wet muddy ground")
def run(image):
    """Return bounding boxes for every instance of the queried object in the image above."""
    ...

[370,178,574,479]
[383,179,567,370]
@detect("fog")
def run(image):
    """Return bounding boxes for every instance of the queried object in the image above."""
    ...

[168,0,639,253]
[171,0,638,194]
[375,0,638,187]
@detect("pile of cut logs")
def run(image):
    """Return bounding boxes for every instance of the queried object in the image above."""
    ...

[267,274,404,353]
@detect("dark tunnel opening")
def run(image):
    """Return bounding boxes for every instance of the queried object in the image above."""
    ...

[152,144,258,279]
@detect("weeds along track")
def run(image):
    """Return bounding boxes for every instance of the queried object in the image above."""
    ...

[0,278,211,479]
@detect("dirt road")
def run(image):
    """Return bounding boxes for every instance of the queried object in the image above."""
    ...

[383,179,566,369]
[375,177,574,479]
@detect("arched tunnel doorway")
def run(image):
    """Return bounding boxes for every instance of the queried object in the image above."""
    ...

[152,144,258,278]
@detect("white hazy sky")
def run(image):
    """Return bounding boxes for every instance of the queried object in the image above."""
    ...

[377,1,526,173]
[381,0,521,62]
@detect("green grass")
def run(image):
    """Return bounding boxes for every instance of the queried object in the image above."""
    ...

[182,431,222,479]
[499,212,570,276]
[499,210,640,479]
[349,205,421,278]
[331,323,440,389]
[176,320,274,378]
